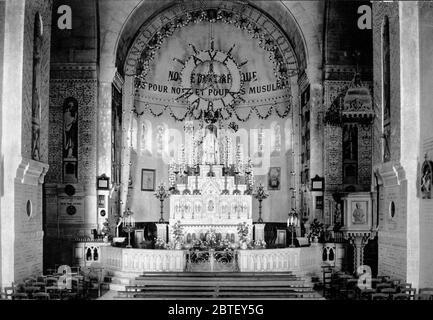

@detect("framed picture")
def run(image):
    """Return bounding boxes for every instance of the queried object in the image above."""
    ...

[96,175,109,190]
[268,167,281,190]
[141,169,155,191]
[311,175,324,191]
[276,229,286,245]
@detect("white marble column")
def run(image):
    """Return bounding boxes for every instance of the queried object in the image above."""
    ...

[119,76,134,215]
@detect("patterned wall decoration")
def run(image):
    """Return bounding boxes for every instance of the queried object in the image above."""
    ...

[358,124,373,186]
[324,125,343,186]
[48,78,97,185]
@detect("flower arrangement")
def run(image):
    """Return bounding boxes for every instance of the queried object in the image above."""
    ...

[237,222,250,245]
[309,219,324,240]
[154,238,167,249]
[253,239,267,249]
[171,221,184,247]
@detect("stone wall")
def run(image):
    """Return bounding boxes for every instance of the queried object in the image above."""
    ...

[0,0,51,286]
[45,0,98,244]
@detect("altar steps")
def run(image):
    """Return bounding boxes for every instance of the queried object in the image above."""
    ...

[113,272,323,300]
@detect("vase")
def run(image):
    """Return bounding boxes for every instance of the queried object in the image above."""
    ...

[313,236,319,243]
[240,242,248,250]
[175,242,182,250]
[103,235,109,243]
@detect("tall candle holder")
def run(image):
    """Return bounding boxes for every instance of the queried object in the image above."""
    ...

[182,166,191,195]
[154,183,170,223]
[172,165,180,195]
[253,183,269,223]
[287,209,299,248]
[221,166,230,195]
[122,208,136,248]
[193,165,201,195]
[233,167,241,195]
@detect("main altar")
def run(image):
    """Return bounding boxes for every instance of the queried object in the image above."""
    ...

[168,164,252,244]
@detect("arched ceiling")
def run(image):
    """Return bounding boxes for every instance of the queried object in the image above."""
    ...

[115,0,310,78]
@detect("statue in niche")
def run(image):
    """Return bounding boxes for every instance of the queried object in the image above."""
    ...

[63,97,78,159]
[203,124,219,165]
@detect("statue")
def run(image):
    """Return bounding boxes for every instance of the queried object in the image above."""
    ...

[63,98,78,159]
[202,124,219,165]
[352,203,365,224]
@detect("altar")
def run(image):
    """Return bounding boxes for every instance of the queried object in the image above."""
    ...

[168,164,253,244]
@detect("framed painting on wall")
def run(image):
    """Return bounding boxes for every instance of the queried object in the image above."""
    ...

[141,169,155,191]
[268,167,281,190]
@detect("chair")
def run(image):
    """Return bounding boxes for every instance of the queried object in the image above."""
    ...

[46,277,59,287]
[24,277,37,286]
[400,287,416,299]
[62,292,77,300]
[12,293,28,300]
[24,286,40,298]
[46,286,61,300]
[397,283,412,291]
[371,293,389,300]
[33,292,50,300]
[414,293,433,300]
[34,282,46,291]
[358,288,376,300]
[3,287,14,300]
[376,283,392,291]
[392,293,410,300]
[380,288,397,294]
[419,288,433,295]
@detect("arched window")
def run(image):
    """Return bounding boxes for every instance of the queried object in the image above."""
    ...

[31,13,43,161]
[382,16,391,162]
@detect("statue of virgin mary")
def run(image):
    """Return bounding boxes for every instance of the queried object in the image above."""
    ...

[202,124,219,165]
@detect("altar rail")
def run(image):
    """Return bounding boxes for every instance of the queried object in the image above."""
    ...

[101,247,185,272]
[100,245,323,275]
[237,245,323,275]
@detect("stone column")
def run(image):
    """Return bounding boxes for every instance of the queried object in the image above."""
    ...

[119,76,134,215]
[309,83,324,220]
[0,0,25,288]
[97,82,113,178]
[399,1,421,289]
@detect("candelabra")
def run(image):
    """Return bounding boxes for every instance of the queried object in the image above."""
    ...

[122,208,136,248]
[287,209,299,248]
[253,183,269,223]
[155,183,170,223]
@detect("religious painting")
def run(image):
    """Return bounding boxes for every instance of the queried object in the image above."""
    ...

[63,97,78,159]
[141,169,155,191]
[351,201,367,225]
[268,167,281,190]
[420,157,433,199]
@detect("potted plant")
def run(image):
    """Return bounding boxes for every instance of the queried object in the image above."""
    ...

[309,219,324,243]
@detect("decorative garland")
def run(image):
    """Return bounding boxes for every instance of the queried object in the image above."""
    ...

[133,101,291,123]
[134,8,296,88]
